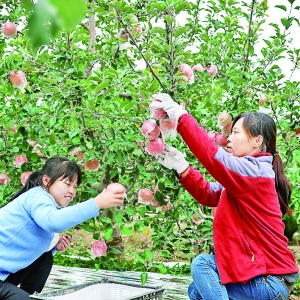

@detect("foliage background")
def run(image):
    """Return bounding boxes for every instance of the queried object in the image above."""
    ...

[0,0,299,280]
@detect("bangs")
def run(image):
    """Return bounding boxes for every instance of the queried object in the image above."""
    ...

[55,161,82,185]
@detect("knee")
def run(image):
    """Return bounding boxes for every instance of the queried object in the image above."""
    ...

[191,254,212,274]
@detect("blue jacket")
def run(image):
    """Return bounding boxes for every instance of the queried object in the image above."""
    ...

[0,186,99,280]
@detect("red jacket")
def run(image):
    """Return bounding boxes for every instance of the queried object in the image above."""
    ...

[177,114,298,284]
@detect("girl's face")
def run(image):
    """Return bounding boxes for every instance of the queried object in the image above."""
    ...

[226,117,262,157]
[44,175,78,207]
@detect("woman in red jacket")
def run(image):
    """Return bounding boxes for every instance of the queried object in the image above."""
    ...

[150,93,299,300]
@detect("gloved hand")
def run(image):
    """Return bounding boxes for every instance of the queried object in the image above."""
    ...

[150,93,187,122]
[157,145,189,174]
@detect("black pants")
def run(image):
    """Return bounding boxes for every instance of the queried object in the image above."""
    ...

[0,251,53,300]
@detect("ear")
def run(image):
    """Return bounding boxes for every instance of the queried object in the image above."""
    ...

[42,175,50,187]
[253,135,263,149]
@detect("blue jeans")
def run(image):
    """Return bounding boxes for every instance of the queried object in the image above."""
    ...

[188,254,290,300]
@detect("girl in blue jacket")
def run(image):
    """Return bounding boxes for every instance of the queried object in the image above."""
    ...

[0,156,125,300]
[150,93,299,300]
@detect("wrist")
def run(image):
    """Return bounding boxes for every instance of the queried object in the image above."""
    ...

[179,166,190,178]
[174,110,188,122]
[177,163,190,176]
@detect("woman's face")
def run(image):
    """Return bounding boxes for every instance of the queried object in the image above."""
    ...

[226,118,262,157]
[46,175,78,207]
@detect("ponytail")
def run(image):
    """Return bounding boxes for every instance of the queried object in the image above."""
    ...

[272,154,293,215]
[9,170,43,202]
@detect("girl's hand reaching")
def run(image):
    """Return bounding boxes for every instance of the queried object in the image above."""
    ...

[94,183,126,209]
[56,235,72,252]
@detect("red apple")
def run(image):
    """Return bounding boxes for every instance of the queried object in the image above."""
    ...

[70,147,86,162]
[159,119,176,131]
[259,97,267,107]
[150,100,168,120]
[118,29,129,43]
[151,199,159,207]
[107,182,126,195]
[9,71,27,92]
[20,171,32,186]
[206,65,217,76]
[0,173,11,185]
[192,213,204,225]
[216,133,229,146]
[208,131,218,140]
[141,119,161,139]
[192,64,205,78]
[84,158,100,171]
[13,155,28,167]
[221,121,233,136]
[91,240,107,257]
[145,138,164,155]
[162,204,173,211]
[2,22,17,37]
[218,112,232,127]
[138,188,154,204]
[179,63,193,79]
[132,25,142,39]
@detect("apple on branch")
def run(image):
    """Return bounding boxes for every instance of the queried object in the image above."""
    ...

[2,21,17,38]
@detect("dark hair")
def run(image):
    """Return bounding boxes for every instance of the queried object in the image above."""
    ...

[232,112,292,215]
[10,156,82,202]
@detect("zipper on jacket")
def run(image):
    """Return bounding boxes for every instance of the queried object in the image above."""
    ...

[242,231,255,262]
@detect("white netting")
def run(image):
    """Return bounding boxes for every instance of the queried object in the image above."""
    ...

[36,283,154,300]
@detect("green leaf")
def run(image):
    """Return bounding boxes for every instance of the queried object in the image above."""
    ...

[113,211,123,224]
[174,1,190,14]
[174,55,185,66]
[148,2,168,11]
[157,263,168,274]
[121,226,132,236]
[103,227,113,240]
[29,152,39,162]
[281,17,295,30]
[95,79,111,92]
[275,5,287,11]
[27,0,62,50]
[139,206,146,217]
[144,249,154,261]
[141,272,148,285]
[164,15,174,25]
[109,247,122,255]
[123,206,135,216]
[135,253,145,264]
[86,141,93,149]
[80,223,94,233]
[100,216,112,223]
[174,26,188,38]
[150,27,166,36]
[49,0,86,31]
[109,168,118,179]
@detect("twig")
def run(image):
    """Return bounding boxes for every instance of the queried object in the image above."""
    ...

[115,10,168,92]
[244,0,256,71]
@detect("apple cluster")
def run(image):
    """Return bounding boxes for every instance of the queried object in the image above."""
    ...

[2,21,29,93]
[118,24,142,50]
[208,112,233,147]
[178,63,218,85]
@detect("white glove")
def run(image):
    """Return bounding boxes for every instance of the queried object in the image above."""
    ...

[157,145,189,174]
[150,93,187,122]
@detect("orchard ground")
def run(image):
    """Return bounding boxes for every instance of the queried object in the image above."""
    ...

[65,229,300,299]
